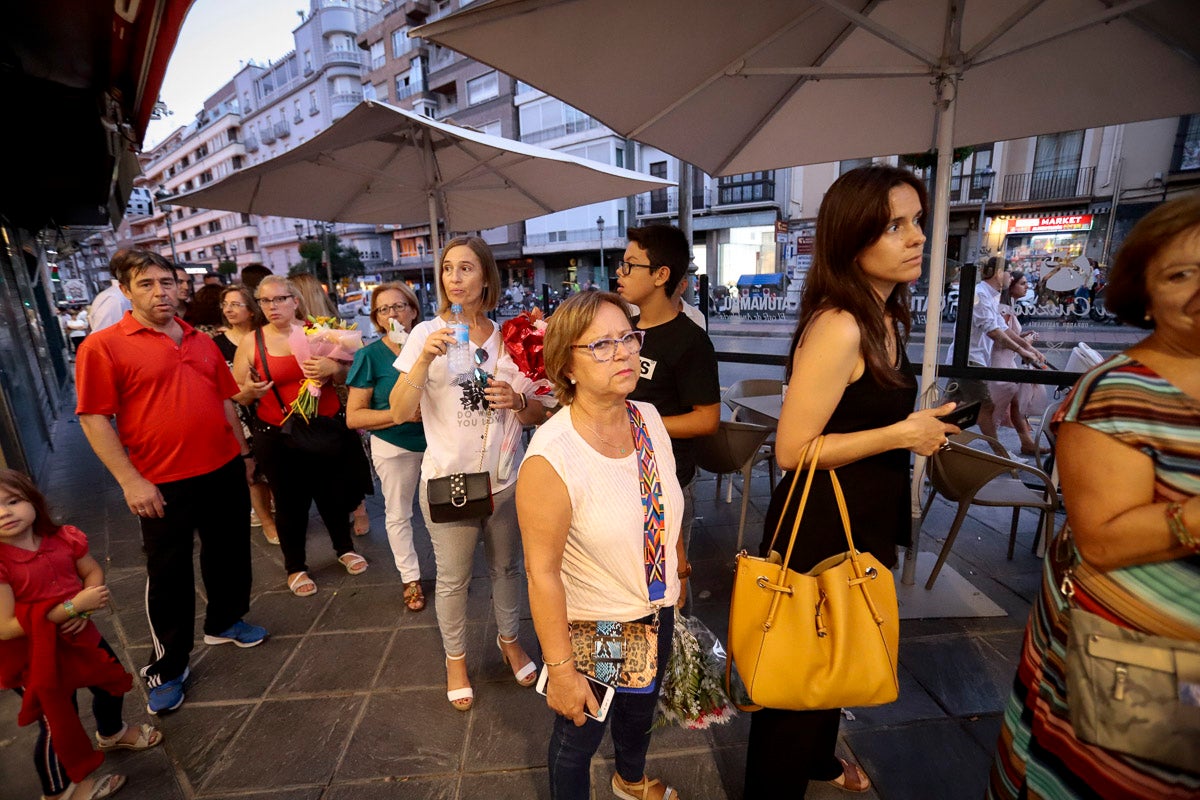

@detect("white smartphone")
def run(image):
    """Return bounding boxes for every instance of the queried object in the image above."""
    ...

[535,665,615,723]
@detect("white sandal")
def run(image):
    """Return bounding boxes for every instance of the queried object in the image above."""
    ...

[445,653,474,711]
[95,722,163,751]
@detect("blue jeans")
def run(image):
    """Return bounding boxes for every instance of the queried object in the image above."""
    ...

[547,608,675,800]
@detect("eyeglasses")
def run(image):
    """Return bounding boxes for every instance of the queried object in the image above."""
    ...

[375,302,412,315]
[471,348,491,406]
[220,301,247,310]
[616,260,658,277]
[256,295,294,307]
[571,330,645,362]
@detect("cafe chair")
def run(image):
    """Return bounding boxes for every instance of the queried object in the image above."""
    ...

[723,378,783,429]
[920,432,1058,590]
[694,420,773,552]
[1027,398,1065,555]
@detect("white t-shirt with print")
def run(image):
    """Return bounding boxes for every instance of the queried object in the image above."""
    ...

[393,315,533,492]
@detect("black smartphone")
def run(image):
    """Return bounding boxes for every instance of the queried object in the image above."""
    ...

[937,400,981,429]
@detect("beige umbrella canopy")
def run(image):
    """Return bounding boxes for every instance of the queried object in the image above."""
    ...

[171,100,673,269]
[416,0,1200,584]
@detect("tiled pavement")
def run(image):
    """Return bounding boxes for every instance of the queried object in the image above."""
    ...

[1,405,1058,799]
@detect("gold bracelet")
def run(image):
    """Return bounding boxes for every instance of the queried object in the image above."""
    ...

[543,653,574,667]
[515,392,527,412]
[1166,502,1198,552]
[401,372,427,391]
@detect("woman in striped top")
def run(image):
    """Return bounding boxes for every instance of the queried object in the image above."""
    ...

[987,195,1200,799]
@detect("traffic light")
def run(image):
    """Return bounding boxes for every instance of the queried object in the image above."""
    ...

[50,265,60,281]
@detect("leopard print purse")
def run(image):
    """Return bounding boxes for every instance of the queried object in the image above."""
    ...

[568,614,660,691]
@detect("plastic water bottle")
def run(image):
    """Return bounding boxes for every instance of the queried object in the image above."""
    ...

[446,303,472,380]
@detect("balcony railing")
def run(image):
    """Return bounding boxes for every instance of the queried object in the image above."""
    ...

[244,135,259,153]
[394,81,427,101]
[260,129,276,145]
[330,91,364,107]
[525,229,628,248]
[1001,166,1096,203]
[636,187,713,216]
[325,48,365,68]
[520,116,603,145]
[274,121,290,138]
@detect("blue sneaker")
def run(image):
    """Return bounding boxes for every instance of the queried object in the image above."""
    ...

[146,667,189,715]
[203,620,268,648]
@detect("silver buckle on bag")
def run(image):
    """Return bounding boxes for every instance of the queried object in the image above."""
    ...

[450,474,468,508]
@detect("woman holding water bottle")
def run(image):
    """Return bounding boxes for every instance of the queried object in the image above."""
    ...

[389,236,546,711]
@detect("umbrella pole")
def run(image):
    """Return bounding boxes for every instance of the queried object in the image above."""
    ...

[428,192,442,311]
[904,72,958,586]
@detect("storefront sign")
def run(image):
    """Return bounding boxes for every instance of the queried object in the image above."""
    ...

[1005,214,1094,234]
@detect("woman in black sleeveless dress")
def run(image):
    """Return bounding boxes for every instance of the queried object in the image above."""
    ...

[744,166,961,797]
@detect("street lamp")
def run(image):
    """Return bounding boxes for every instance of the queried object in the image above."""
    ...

[975,166,996,258]
[154,189,181,264]
[315,222,335,302]
[596,215,605,285]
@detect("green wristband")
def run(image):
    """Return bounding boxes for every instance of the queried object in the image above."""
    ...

[62,599,90,620]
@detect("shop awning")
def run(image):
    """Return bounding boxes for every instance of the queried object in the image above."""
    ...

[736,273,786,288]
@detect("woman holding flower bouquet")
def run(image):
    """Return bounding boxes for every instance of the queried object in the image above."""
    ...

[232,275,369,598]
[516,291,687,800]
[389,236,546,711]
[346,282,428,612]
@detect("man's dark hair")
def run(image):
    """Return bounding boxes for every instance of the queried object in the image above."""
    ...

[240,264,272,290]
[110,249,174,288]
[626,225,690,297]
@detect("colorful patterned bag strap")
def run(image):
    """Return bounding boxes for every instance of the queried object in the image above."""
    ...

[626,402,666,603]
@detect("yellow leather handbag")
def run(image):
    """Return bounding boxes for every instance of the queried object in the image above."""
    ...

[725,436,900,712]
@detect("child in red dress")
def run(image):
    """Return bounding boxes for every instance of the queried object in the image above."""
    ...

[0,469,163,800]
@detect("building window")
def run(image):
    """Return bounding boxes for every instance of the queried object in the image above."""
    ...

[391,28,411,58]
[478,120,502,138]
[615,147,624,169]
[196,144,208,159]
[303,50,313,72]
[241,213,252,225]
[208,220,222,233]
[839,158,872,175]
[370,40,386,70]
[227,128,238,143]
[466,71,499,106]
[1172,114,1200,172]
[199,170,214,185]
[232,155,243,170]
[718,171,775,205]
[969,147,994,199]
[362,82,377,101]
[1032,130,1084,200]
[649,161,668,213]
[244,237,256,251]
[309,90,319,114]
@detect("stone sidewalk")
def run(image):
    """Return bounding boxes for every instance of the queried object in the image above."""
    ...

[0,407,1053,799]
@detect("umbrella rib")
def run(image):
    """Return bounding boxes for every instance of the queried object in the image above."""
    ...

[810,0,939,67]
[972,0,1159,68]
[739,66,929,78]
[443,139,557,217]
[711,0,885,176]
[628,5,826,140]
[963,0,1049,63]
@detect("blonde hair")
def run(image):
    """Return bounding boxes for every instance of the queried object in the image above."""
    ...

[438,236,501,317]
[256,274,306,320]
[290,272,337,318]
[543,290,632,406]
[369,281,422,334]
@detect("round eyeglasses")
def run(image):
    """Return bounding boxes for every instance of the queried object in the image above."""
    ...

[570,330,645,362]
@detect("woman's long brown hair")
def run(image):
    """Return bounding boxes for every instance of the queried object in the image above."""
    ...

[787,165,927,387]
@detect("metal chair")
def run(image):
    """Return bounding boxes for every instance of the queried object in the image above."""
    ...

[919,432,1058,589]
[723,378,783,428]
[693,420,773,551]
[1028,398,1064,555]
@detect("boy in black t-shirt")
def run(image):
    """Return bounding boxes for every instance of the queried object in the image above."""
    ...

[617,225,720,604]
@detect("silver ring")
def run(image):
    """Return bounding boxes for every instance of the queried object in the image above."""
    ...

[939,440,951,451]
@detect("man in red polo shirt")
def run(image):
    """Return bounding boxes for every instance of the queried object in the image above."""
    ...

[76,249,268,715]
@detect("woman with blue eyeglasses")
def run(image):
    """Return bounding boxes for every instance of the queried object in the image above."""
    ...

[389,236,547,711]
[517,290,687,800]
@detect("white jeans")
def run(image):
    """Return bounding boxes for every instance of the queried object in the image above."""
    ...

[418,480,523,656]
[369,436,424,583]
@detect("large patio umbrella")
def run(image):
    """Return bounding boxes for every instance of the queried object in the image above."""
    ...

[415,0,1200,584]
[171,100,672,272]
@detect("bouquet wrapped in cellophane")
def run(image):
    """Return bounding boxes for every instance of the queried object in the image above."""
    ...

[500,308,555,406]
[284,316,363,422]
[654,614,737,730]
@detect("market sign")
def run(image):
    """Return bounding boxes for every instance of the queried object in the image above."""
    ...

[1005,214,1094,234]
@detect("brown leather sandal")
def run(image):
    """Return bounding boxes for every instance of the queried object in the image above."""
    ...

[611,773,678,800]
[827,758,871,793]
[403,580,426,612]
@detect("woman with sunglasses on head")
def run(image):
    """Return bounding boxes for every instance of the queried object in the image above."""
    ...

[745,166,959,797]
[346,282,428,612]
[214,285,279,546]
[231,275,369,598]
[516,290,687,800]
[389,236,546,711]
